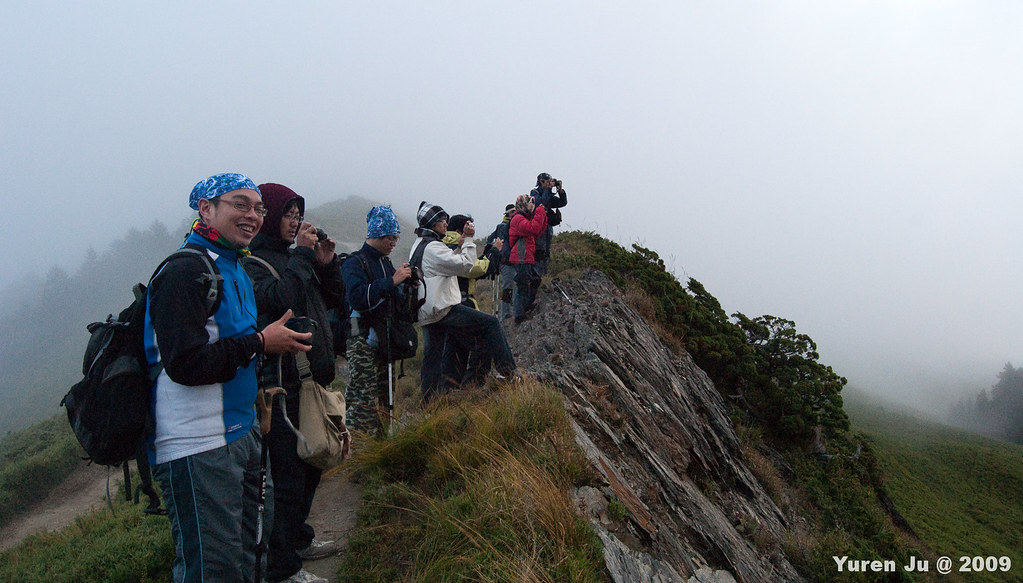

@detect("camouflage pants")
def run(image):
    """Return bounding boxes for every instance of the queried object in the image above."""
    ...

[345,334,390,437]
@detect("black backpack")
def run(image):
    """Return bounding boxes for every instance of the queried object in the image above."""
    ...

[330,252,352,357]
[61,247,221,513]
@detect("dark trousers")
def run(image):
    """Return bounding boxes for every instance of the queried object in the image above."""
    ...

[153,428,262,583]
[266,397,322,582]
[421,304,516,403]
[514,264,541,319]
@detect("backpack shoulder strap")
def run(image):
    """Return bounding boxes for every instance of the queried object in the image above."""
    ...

[409,239,429,274]
[349,250,371,277]
[152,247,223,316]
[242,254,281,281]
[346,250,382,289]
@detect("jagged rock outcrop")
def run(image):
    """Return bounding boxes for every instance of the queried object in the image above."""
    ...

[505,270,803,583]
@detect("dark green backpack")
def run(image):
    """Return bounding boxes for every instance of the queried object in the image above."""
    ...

[61,247,221,512]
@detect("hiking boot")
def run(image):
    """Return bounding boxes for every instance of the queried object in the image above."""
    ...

[281,568,328,583]
[296,538,340,560]
[491,371,523,384]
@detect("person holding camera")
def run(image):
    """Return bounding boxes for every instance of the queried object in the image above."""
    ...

[441,214,504,386]
[445,214,503,310]
[508,194,548,323]
[244,182,343,583]
[146,174,313,583]
[529,172,568,276]
[342,205,415,437]
[487,204,516,320]
[410,202,516,402]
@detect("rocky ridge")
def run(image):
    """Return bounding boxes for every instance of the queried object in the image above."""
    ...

[506,270,803,583]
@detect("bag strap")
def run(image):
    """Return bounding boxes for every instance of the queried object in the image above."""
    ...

[242,254,282,281]
[295,350,313,383]
[145,247,223,383]
[345,250,402,337]
[151,247,223,315]
[409,239,430,274]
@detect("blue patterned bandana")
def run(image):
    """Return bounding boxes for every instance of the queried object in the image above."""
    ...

[367,205,400,238]
[189,173,261,210]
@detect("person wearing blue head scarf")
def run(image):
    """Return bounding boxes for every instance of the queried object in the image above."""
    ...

[146,173,313,583]
[342,205,416,436]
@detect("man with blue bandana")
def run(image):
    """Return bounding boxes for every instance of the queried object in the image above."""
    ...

[145,172,313,583]
[342,205,414,436]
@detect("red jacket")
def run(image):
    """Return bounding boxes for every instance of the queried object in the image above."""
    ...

[508,204,547,265]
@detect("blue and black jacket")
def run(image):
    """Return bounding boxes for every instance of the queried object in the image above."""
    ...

[144,232,263,465]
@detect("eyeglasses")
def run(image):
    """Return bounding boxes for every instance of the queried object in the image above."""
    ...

[216,198,268,217]
[283,211,304,223]
[383,235,400,243]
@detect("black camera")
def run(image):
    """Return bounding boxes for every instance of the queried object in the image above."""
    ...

[554,179,563,189]
[410,266,423,285]
[285,316,317,346]
[315,228,329,242]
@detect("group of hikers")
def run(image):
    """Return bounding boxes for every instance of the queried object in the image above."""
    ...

[143,171,567,582]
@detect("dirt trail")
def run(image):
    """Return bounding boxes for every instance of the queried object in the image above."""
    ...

[0,460,112,552]
[300,468,362,582]
[0,461,362,583]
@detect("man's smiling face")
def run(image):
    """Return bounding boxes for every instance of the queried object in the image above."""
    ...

[199,189,264,248]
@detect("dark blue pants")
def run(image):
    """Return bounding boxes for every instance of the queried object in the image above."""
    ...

[514,264,541,319]
[266,396,322,582]
[153,428,263,583]
[421,304,516,403]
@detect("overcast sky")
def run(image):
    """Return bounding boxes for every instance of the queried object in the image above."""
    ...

[3,2,1021,415]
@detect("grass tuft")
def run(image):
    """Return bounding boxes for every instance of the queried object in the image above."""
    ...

[338,379,604,583]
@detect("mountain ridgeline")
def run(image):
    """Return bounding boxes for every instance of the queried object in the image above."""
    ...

[0,197,415,435]
[2,210,1019,581]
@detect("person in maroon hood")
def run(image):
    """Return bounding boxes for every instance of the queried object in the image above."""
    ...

[244,183,343,583]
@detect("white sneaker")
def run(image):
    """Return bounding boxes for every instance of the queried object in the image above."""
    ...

[296,538,340,560]
[282,568,328,583]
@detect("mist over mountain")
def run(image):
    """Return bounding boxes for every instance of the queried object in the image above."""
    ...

[0,197,412,435]
[948,363,1023,445]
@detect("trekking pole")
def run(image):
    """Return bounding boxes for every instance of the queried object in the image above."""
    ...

[553,280,573,304]
[254,424,269,583]
[492,274,499,317]
[385,314,395,436]
[254,389,284,583]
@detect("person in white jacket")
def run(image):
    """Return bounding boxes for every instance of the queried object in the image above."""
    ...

[409,201,516,402]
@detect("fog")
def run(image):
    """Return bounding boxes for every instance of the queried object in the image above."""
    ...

[3,2,1021,417]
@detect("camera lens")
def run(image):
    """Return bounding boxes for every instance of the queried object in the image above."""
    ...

[315,228,328,241]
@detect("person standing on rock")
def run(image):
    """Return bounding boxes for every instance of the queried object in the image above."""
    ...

[528,172,567,277]
[508,194,547,324]
[244,182,343,583]
[146,173,312,583]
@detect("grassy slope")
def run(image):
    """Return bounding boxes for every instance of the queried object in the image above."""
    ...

[0,379,604,583]
[845,391,1023,581]
[0,414,81,525]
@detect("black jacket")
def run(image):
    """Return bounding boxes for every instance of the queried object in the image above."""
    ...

[342,242,398,333]
[245,234,343,390]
